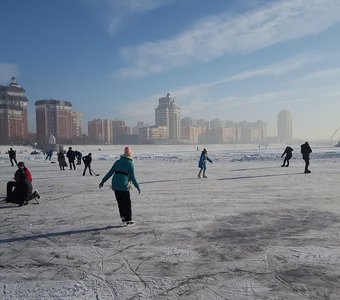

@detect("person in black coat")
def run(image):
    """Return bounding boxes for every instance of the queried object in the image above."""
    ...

[5,169,33,206]
[301,141,312,173]
[8,148,17,166]
[66,147,76,170]
[281,146,293,167]
[82,153,93,176]
[74,150,82,165]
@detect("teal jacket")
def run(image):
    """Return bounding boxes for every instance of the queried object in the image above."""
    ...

[101,156,140,192]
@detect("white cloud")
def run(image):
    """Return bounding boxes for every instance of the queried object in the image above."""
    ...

[104,0,177,35]
[0,63,19,84]
[115,0,340,78]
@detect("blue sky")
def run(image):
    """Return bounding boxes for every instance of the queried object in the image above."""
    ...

[1,0,340,140]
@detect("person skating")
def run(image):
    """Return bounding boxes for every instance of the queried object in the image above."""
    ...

[99,146,140,225]
[198,148,212,178]
[8,148,17,166]
[66,147,76,170]
[57,150,67,170]
[301,141,312,173]
[82,153,92,176]
[45,149,53,161]
[281,146,293,167]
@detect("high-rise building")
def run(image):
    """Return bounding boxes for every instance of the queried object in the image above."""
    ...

[0,77,28,144]
[88,119,113,144]
[277,110,292,142]
[72,111,82,144]
[155,93,181,141]
[35,99,76,146]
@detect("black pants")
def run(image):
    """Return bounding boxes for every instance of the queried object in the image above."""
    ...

[7,181,18,197]
[6,180,32,205]
[83,164,92,176]
[304,157,310,171]
[69,160,76,170]
[282,154,292,166]
[114,191,132,222]
[10,157,17,166]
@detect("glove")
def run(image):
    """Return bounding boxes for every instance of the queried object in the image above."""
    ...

[137,187,141,194]
[99,182,104,189]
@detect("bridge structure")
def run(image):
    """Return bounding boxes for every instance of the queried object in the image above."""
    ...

[330,126,340,143]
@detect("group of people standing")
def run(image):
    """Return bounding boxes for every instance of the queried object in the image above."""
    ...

[56,147,92,175]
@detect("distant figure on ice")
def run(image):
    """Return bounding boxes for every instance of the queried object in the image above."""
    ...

[281,146,293,167]
[45,149,53,161]
[74,150,82,165]
[198,148,212,178]
[57,150,67,170]
[67,147,76,170]
[82,153,92,176]
[301,141,312,173]
[8,147,17,166]
[6,161,40,206]
[99,146,140,226]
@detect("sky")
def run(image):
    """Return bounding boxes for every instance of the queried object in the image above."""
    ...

[1,0,340,140]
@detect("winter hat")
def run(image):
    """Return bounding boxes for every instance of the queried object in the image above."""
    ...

[18,161,25,167]
[124,146,132,158]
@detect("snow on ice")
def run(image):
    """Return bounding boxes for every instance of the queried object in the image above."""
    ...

[1,144,340,299]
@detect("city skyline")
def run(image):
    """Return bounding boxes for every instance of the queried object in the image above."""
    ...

[1,0,340,140]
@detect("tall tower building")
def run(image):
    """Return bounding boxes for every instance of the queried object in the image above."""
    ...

[277,109,292,143]
[0,77,28,144]
[35,99,74,146]
[72,111,82,144]
[155,93,181,141]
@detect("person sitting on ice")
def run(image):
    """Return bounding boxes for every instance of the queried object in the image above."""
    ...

[6,161,40,206]
[198,148,212,178]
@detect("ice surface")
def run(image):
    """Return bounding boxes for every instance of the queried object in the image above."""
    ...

[1,144,340,299]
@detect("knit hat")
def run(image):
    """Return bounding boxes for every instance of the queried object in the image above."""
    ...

[18,161,25,167]
[124,146,132,158]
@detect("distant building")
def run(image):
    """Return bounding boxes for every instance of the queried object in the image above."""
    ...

[139,126,168,143]
[72,111,82,144]
[0,77,29,144]
[35,99,80,146]
[112,120,131,144]
[132,121,148,135]
[88,119,113,144]
[181,126,207,144]
[277,110,292,143]
[155,93,181,141]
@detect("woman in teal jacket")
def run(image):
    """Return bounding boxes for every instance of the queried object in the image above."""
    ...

[99,147,140,225]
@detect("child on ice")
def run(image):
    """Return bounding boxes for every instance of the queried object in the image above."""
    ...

[198,148,212,178]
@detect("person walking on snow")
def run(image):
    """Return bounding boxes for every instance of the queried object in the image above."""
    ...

[301,141,312,173]
[99,146,140,225]
[57,150,67,170]
[281,146,293,167]
[8,148,17,166]
[198,148,212,178]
